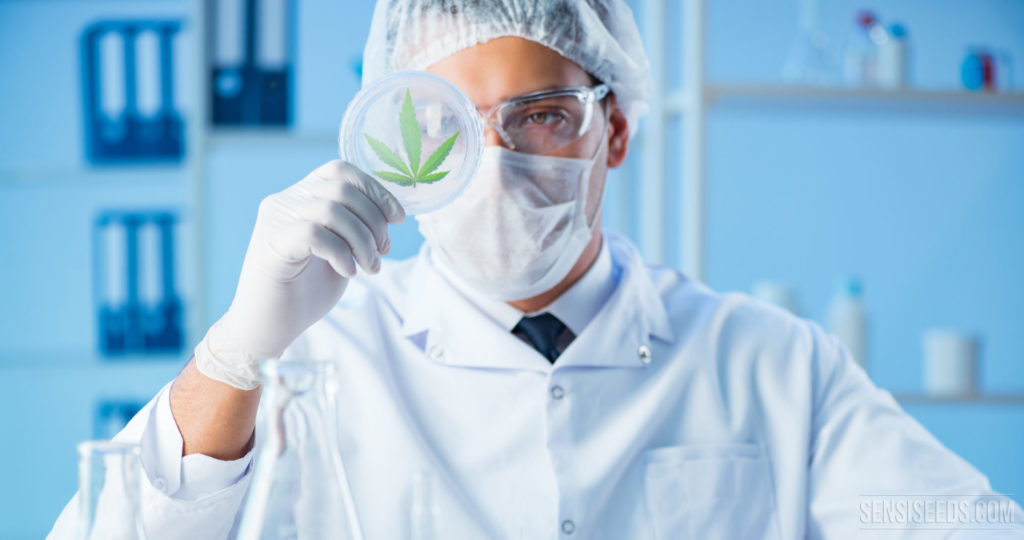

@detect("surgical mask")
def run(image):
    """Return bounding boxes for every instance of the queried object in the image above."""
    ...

[417,141,604,301]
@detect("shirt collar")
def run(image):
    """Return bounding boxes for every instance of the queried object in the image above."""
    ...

[398,230,675,372]
[526,237,615,336]
[427,235,616,336]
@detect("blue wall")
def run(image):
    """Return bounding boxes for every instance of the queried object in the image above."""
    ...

[1,0,1022,537]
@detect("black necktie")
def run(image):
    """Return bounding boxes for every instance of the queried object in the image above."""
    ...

[512,313,569,363]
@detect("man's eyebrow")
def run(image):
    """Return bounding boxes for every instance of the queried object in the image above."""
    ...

[474,84,584,111]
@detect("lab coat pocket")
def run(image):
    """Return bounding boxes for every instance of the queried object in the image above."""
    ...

[644,443,782,540]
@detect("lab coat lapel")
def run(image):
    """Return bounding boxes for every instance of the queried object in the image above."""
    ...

[399,233,674,372]
[555,233,675,370]
[400,247,552,373]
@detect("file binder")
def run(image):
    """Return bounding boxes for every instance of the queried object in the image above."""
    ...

[210,0,293,125]
[82,20,183,163]
[94,210,183,356]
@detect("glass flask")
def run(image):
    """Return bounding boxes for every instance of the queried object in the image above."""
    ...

[781,0,840,86]
[236,359,364,540]
[76,440,147,540]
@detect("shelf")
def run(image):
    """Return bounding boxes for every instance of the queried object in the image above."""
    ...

[664,85,1024,116]
[0,349,188,371]
[894,394,1024,405]
[206,128,338,147]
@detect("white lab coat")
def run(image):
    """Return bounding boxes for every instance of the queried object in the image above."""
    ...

[51,231,1023,539]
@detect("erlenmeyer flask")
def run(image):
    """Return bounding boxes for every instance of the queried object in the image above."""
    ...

[75,440,147,540]
[236,359,364,540]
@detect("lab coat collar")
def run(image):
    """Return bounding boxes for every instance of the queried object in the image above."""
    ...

[399,231,674,372]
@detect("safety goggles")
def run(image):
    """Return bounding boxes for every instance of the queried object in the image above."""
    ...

[478,83,610,155]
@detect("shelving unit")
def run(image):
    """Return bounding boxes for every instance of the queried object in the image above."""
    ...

[663,85,1024,115]
[650,0,1024,280]
[895,394,1024,405]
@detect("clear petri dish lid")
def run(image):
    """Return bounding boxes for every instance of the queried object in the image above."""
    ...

[339,71,484,215]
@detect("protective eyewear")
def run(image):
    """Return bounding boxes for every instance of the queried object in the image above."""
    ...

[478,83,610,155]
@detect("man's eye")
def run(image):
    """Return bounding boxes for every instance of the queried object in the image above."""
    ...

[522,111,564,126]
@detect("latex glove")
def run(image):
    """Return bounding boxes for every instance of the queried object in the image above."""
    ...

[196,160,406,390]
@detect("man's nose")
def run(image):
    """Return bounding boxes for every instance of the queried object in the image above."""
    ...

[483,128,507,148]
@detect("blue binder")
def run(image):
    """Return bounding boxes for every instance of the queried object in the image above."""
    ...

[82,20,184,163]
[210,0,294,126]
[95,399,145,439]
[94,210,183,356]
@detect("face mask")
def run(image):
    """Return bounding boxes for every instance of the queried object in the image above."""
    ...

[416,141,604,301]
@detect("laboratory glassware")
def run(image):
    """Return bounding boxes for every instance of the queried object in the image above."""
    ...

[75,440,147,540]
[843,11,886,87]
[235,358,364,540]
[782,0,839,86]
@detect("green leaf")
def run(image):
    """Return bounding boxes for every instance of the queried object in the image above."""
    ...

[399,89,422,177]
[416,170,449,183]
[373,170,415,186]
[364,133,412,177]
[417,130,459,179]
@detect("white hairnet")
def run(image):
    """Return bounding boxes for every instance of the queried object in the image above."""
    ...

[362,0,652,136]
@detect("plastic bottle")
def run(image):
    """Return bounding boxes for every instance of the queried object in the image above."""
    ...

[962,48,984,91]
[878,23,908,89]
[826,276,868,370]
[843,11,885,88]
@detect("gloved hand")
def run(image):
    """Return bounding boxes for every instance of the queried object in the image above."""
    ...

[195,160,406,390]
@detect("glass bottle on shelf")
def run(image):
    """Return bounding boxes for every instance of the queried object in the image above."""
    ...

[75,440,147,540]
[236,359,364,540]
[782,0,840,86]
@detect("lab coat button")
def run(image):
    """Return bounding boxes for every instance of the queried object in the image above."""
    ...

[153,476,167,493]
[550,385,565,400]
[561,519,575,534]
[638,345,651,364]
[428,345,444,362]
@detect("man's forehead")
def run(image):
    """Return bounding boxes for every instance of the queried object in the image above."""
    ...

[425,36,593,108]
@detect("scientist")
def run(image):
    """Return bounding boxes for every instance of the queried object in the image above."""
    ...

[52,0,1023,538]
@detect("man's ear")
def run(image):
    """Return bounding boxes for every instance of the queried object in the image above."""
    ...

[605,94,629,169]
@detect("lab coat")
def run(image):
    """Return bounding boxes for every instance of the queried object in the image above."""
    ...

[50,231,1023,539]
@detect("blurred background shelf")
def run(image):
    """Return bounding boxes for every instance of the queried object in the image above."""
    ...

[666,86,1024,114]
[895,394,1024,405]
[207,129,338,146]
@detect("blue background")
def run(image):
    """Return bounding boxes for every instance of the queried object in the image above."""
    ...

[1,0,1022,537]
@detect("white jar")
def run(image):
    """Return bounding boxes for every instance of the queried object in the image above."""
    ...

[922,329,978,397]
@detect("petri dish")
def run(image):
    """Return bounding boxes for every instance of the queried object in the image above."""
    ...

[339,71,484,215]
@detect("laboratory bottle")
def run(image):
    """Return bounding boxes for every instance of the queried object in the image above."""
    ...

[781,0,839,86]
[878,23,908,89]
[75,440,147,540]
[236,359,364,540]
[826,276,868,371]
[843,11,885,87]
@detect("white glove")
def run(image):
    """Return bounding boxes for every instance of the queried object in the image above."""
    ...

[195,160,406,390]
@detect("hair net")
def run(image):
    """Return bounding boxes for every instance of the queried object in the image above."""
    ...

[361,0,652,136]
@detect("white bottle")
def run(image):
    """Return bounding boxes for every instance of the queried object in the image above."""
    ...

[827,276,868,370]
[843,11,885,87]
[878,23,909,89]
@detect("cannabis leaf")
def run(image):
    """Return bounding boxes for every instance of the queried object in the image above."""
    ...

[364,88,460,187]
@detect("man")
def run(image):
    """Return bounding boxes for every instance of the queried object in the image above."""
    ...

[52,1,1023,538]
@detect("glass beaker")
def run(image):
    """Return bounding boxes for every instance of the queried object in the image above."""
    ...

[236,359,364,540]
[76,440,147,540]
